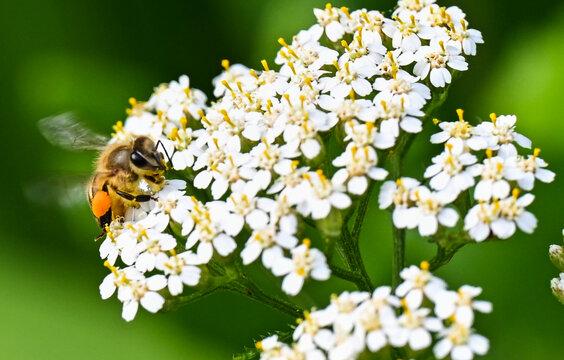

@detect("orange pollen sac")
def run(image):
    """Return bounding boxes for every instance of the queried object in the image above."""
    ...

[92,191,112,217]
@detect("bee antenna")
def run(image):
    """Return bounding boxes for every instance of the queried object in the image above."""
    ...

[155,140,173,166]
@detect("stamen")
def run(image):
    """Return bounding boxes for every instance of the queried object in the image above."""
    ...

[433,118,440,125]
[303,238,311,248]
[326,3,333,14]
[304,77,314,90]
[104,260,119,276]
[333,60,340,71]
[249,69,259,79]
[489,113,497,126]
[533,148,541,159]
[236,81,243,92]
[168,127,179,141]
[261,59,270,72]
[277,38,289,49]
[456,108,464,122]
[221,80,234,92]
[344,62,351,75]
[197,110,212,126]
[512,188,520,199]
[266,99,273,114]
[283,94,291,106]
[439,40,446,52]
[220,109,235,127]
[184,87,191,98]
[485,149,493,159]
[420,261,430,271]
[349,89,355,101]
[341,40,351,52]
[221,59,230,71]
[288,61,297,75]
[340,6,351,19]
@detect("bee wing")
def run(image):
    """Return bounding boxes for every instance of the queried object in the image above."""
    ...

[38,113,110,151]
[24,174,90,209]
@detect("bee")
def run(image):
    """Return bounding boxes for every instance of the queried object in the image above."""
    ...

[38,113,169,235]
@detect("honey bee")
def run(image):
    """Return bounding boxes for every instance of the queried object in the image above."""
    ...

[38,113,169,235]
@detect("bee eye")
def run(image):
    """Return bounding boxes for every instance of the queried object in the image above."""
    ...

[130,151,148,167]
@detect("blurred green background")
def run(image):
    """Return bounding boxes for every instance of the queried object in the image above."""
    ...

[1,0,563,358]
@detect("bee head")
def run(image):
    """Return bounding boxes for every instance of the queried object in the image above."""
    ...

[130,136,166,172]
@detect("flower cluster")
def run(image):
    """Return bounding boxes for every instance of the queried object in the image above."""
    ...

[257,262,491,360]
[98,0,485,320]
[549,229,564,305]
[379,109,554,241]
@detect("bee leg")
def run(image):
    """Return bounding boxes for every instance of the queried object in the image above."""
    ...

[114,189,152,203]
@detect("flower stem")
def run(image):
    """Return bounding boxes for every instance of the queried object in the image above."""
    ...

[336,228,373,291]
[225,277,303,318]
[388,147,406,290]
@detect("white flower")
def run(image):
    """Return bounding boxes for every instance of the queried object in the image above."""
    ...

[271,239,331,296]
[212,61,255,98]
[320,58,377,98]
[240,210,298,266]
[411,186,459,236]
[504,148,555,190]
[447,19,484,56]
[298,170,351,219]
[395,262,446,301]
[373,72,431,110]
[434,286,492,326]
[134,232,177,273]
[387,290,442,350]
[183,200,240,263]
[424,141,476,202]
[156,251,201,296]
[413,40,468,87]
[378,177,421,229]
[434,323,489,360]
[430,109,488,151]
[464,189,537,241]
[116,273,167,322]
[313,4,346,42]
[472,150,511,201]
[474,113,531,153]
[382,12,431,52]
[332,144,388,195]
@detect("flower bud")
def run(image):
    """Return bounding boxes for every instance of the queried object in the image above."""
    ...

[549,245,564,272]
[550,274,564,305]
[316,208,343,238]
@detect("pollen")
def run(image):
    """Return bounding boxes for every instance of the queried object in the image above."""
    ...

[92,190,111,217]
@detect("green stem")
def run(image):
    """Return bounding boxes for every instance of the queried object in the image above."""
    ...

[392,226,406,289]
[225,277,303,318]
[336,228,373,291]
[389,149,406,290]
[162,286,220,312]
[351,182,374,244]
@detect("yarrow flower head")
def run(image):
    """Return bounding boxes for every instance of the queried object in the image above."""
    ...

[257,263,492,360]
